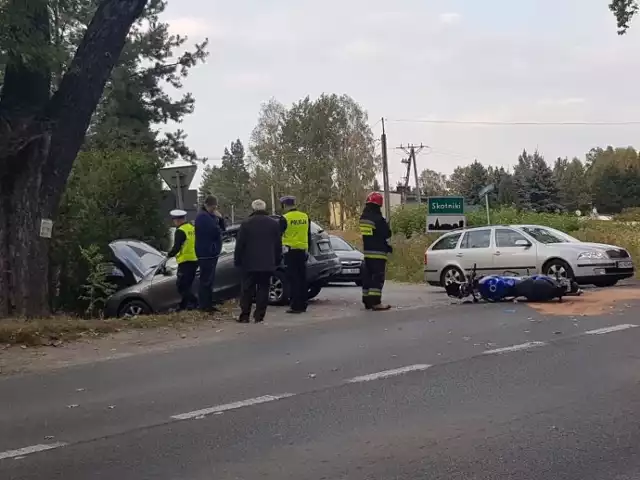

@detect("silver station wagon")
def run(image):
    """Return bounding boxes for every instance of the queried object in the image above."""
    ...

[424,224,634,288]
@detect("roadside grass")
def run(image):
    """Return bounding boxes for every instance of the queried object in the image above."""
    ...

[331,219,640,284]
[0,305,235,347]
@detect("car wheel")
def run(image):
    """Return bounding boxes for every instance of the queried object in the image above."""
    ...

[592,278,618,288]
[118,299,151,318]
[308,284,322,299]
[269,271,290,306]
[440,266,464,288]
[542,259,574,281]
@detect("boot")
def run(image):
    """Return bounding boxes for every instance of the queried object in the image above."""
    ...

[371,304,391,311]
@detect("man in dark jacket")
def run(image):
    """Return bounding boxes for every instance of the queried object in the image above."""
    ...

[359,192,392,311]
[234,199,282,323]
[195,195,222,312]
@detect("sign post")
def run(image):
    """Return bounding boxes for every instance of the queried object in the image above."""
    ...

[478,184,495,226]
[426,196,466,232]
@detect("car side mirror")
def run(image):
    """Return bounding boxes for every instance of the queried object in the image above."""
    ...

[515,239,531,247]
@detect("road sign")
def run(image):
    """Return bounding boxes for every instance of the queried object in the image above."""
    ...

[427,196,466,232]
[160,164,197,210]
[427,196,464,215]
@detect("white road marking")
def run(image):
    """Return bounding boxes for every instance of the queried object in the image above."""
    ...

[483,341,547,355]
[171,393,295,421]
[0,442,67,461]
[584,324,638,335]
[347,364,432,383]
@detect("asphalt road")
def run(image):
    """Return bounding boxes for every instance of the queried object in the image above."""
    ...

[2,284,640,479]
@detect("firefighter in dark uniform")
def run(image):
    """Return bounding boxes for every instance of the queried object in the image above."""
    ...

[279,196,312,314]
[167,209,198,310]
[359,192,392,311]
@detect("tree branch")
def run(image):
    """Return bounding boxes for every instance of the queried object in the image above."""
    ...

[41,0,148,204]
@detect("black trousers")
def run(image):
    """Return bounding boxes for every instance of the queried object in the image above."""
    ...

[176,261,198,310]
[239,271,272,321]
[285,249,307,312]
[198,257,218,311]
[361,258,387,307]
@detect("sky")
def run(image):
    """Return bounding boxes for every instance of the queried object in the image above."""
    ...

[159,0,640,189]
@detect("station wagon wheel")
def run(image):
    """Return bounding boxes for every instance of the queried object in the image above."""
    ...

[441,266,464,287]
[542,259,574,280]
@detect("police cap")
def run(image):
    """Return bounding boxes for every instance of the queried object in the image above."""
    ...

[170,209,187,218]
[279,195,296,206]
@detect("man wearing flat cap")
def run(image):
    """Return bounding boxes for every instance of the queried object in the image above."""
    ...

[167,209,198,310]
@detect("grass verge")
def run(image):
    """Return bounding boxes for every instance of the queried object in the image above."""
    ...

[0,306,234,347]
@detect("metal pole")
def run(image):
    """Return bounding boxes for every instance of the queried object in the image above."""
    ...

[485,193,491,225]
[381,118,391,221]
[175,174,184,210]
[270,184,276,215]
[411,146,421,205]
[231,204,235,224]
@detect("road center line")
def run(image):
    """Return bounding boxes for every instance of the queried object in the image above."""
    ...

[584,324,638,335]
[0,442,67,461]
[483,341,547,355]
[347,364,432,383]
[170,393,295,421]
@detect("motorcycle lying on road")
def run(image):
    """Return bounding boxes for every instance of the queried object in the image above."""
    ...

[445,264,583,303]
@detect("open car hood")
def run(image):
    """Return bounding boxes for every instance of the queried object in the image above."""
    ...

[109,239,166,283]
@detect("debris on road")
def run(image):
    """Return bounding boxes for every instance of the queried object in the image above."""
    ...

[528,288,640,316]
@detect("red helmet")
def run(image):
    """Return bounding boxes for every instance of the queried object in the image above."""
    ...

[366,192,383,206]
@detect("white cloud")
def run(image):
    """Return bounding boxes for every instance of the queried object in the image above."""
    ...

[438,12,461,24]
[340,39,384,59]
[223,72,273,89]
[168,17,214,38]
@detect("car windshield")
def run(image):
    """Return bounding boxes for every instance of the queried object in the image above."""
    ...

[519,226,572,244]
[330,236,353,251]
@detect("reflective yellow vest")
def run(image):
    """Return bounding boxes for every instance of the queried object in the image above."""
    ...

[176,223,197,264]
[282,210,309,251]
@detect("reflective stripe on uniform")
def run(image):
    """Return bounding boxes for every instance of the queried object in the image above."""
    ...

[363,250,388,260]
[176,223,197,264]
[368,288,382,296]
[359,219,375,236]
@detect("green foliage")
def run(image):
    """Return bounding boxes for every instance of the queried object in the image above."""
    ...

[52,149,166,312]
[200,139,252,219]
[419,168,447,197]
[614,207,640,221]
[447,160,488,204]
[78,244,115,317]
[513,150,561,213]
[610,0,639,33]
[250,94,379,224]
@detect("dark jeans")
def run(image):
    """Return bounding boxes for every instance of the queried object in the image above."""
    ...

[285,249,307,312]
[361,258,387,308]
[239,271,272,321]
[176,261,198,310]
[198,257,218,311]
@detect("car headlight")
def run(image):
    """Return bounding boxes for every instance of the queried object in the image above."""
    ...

[578,251,607,260]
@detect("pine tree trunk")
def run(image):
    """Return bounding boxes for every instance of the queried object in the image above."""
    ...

[0,136,55,317]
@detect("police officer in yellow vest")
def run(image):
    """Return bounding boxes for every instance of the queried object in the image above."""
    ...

[279,196,312,314]
[167,209,198,310]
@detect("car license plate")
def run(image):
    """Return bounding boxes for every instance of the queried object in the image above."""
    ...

[342,268,359,274]
[618,261,633,269]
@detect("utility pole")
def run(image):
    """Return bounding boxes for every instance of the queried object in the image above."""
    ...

[396,144,426,204]
[270,184,276,215]
[380,118,391,220]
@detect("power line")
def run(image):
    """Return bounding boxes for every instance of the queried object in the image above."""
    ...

[388,118,640,126]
